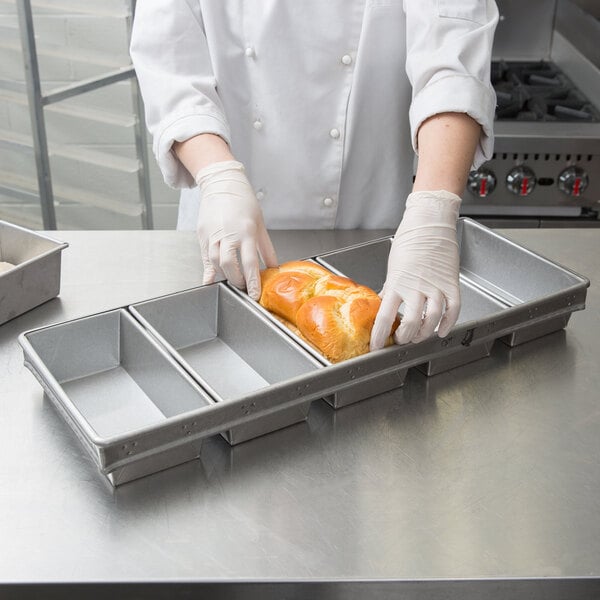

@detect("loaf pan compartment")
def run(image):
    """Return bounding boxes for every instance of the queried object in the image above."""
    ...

[455,219,589,347]
[130,283,322,444]
[0,220,68,325]
[232,265,411,410]
[19,309,213,485]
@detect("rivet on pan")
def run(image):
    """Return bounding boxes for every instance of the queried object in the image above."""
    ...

[127,451,133,456]
[121,445,127,450]
[132,442,138,447]
[186,431,192,436]
[182,424,187,430]
[192,421,197,427]
[461,330,474,346]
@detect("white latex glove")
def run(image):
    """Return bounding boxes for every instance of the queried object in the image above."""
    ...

[195,160,278,300]
[370,190,461,350]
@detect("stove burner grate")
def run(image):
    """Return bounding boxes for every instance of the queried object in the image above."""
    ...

[492,60,600,122]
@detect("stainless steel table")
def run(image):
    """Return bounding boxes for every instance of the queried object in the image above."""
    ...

[1,228,599,600]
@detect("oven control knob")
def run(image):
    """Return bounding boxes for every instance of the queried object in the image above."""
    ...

[467,168,497,197]
[558,167,589,197]
[506,166,536,196]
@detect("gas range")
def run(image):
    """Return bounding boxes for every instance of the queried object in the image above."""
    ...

[461,59,600,225]
[493,60,599,122]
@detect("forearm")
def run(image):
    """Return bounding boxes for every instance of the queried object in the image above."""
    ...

[412,112,481,196]
[173,133,234,180]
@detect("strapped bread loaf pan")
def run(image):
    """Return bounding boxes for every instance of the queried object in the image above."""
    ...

[0,220,68,325]
[19,219,589,485]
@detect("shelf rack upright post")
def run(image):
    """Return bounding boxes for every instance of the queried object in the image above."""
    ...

[12,0,153,230]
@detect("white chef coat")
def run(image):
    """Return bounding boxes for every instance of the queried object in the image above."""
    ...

[130,0,498,230]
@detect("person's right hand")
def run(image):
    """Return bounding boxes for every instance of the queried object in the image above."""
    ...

[195,160,278,300]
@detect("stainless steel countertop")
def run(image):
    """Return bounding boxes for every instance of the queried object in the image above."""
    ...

[0,228,599,599]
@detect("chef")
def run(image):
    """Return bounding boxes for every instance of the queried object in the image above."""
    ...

[130,0,498,349]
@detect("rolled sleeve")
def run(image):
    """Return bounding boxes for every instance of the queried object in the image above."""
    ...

[409,74,496,168]
[155,112,231,188]
[404,0,499,168]
[130,0,231,188]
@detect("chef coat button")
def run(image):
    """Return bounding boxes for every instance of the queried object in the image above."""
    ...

[256,190,265,201]
[329,128,340,139]
[341,54,352,66]
[245,46,256,58]
[253,119,263,131]
[323,197,334,207]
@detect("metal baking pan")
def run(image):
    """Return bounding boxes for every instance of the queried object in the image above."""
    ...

[316,217,589,379]
[19,218,590,485]
[0,220,68,325]
[129,283,323,444]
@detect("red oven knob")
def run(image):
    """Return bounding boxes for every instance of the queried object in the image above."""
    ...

[506,166,536,196]
[467,168,497,197]
[558,166,589,197]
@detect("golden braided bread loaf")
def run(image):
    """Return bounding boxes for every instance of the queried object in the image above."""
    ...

[259,260,399,363]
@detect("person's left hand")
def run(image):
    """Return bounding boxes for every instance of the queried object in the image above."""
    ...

[370,190,462,349]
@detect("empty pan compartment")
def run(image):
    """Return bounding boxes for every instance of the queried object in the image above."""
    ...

[130,283,322,444]
[456,219,589,347]
[20,309,213,485]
